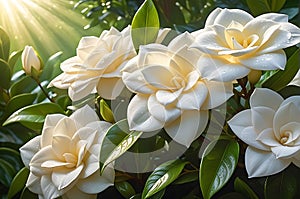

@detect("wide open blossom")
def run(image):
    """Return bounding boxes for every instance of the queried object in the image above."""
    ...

[228,88,300,178]
[122,32,233,147]
[191,8,300,82]
[49,26,136,101]
[20,105,114,199]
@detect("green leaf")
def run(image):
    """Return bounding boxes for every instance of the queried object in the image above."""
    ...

[234,177,259,199]
[9,76,37,97]
[8,50,22,74]
[100,99,115,123]
[0,147,23,171]
[246,0,286,16]
[0,58,11,89]
[20,188,38,199]
[131,0,160,49]
[270,0,286,12]
[200,139,239,199]
[40,51,63,81]
[3,103,64,130]
[0,27,10,61]
[100,119,143,172]
[173,170,198,185]
[7,167,30,199]
[279,85,300,99]
[5,93,37,118]
[142,159,188,199]
[115,181,136,199]
[0,159,16,187]
[264,166,299,199]
[262,49,300,91]
[218,192,248,199]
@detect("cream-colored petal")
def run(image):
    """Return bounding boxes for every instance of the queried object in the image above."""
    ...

[250,88,283,110]
[97,77,124,100]
[289,69,300,87]
[204,7,222,26]
[63,186,96,199]
[53,117,77,138]
[52,165,84,190]
[76,164,114,194]
[148,94,181,123]
[71,105,100,128]
[48,74,70,89]
[197,54,250,81]
[122,69,154,94]
[256,13,288,23]
[165,110,208,147]
[168,32,195,51]
[74,127,97,151]
[52,135,72,159]
[41,160,73,168]
[292,151,300,168]
[239,50,286,70]
[156,28,172,44]
[218,46,258,56]
[41,114,66,147]
[280,96,300,109]
[156,88,183,106]
[41,175,62,199]
[272,145,300,159]
[280,122,300,145]
[202,80,233,109]
[127,95,164,131]
[251,107,275,132]
[256,128,280,147]
[81,153,99,178]
[208,8,253,27]
[20,135,41,168]
[26,173,43,195]
[177,82,208,110]
[68,77,99,101]
[259,28,291,53]
[245,147,290,178]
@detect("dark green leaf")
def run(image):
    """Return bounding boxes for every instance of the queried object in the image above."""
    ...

[115,181,136,199]
[100,99,115,123]
[0,159,16,187]
[246,0,270,15]
[200,139,239,199]
[270,0,286,12]
[262,49,300,91]
[218,192,248,199]
[234,177,259,199]
[279,85,300,99]
[5,93,37,118]
[0,27,10,61]
[131,0,160,49]
[0,58,11,89]
[9,76,37,97]
[264,166,299,199]
[8,50,22,74]
[40,51,63,81]
[7,167,30,199]
[173,171,198,185]
[100,119,143,172]
[20,187,38,199]
[0,147,23,171]
[3,103,64,131]
[142,159,188,199]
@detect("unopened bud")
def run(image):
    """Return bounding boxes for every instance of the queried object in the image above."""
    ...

[248,70,262,85]
[21,46,42,78]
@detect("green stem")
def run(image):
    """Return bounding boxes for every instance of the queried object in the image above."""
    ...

[34,78,54,103]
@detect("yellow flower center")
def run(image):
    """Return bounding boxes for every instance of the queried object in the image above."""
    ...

[279,130,293,146]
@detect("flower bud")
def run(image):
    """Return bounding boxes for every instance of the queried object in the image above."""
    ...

[21,45,41,78]
[248,70,262,85]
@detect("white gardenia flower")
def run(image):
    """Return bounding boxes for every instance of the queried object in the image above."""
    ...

[122,32,233,147]
[228,88,300,178]
[49,26,136,101]
[191,8,300,82]
[22,45,41,76]
[20,105,114,199]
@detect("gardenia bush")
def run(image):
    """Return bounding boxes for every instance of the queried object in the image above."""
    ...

[1,0,300,199]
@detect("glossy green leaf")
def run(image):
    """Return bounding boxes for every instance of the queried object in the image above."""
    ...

[7,167,30,199]
[100,119,143,172]
[9,76,37,97]
[270,0,286,12]
[115,181,136,199]
[8,50,22,74]
[142,159,188,199]
[3,103,64,130]
[40,51,63,81]
[0,147,23,171]
[234,177,259,199]
[0,27,10,61]
[264,166,299,199]
[0,159,16,187]
[279,85,300,99]
[100,99,115,123]
[20,188,38,199]
[131,0,160,49]
[246,0,286,16]
[5,93,37,118]
[173,170,198,185]
[0,58,11,89]
[262,49,300,91]
[200,139,239,199]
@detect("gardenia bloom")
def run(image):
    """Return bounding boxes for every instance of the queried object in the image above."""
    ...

[122,32,233,147]
[228,88,300,178]
[191,8,300,82]
[22,45,41,76]
[49,26,136,101]
[20,105,114,199]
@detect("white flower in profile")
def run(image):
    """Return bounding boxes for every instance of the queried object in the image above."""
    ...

[20,105,114,199]
[122,32,233,147]
[49,26,136,101]
[228,88,300,178]
[191,8,300,82]
[22,45,41,77]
